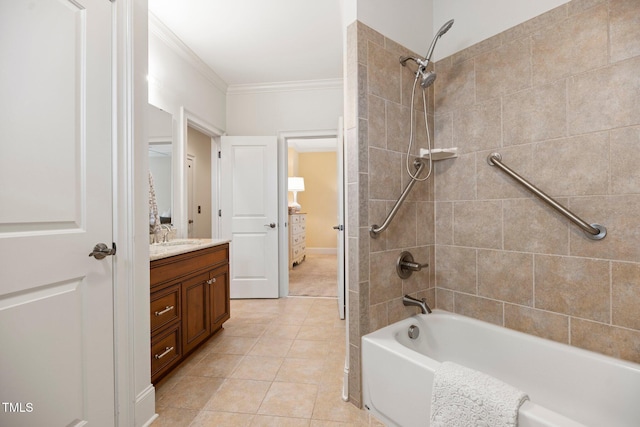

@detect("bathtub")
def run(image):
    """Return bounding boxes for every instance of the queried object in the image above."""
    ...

[362,310,640,427]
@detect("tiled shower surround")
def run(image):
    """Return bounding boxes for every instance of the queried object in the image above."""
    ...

[346,0,640,405]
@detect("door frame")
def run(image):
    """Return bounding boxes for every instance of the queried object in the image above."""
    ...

[178,107,224,239]
[277,129,344,299]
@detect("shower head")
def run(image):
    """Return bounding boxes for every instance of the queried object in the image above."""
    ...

[420,70,437,88]
[424,19,454,63]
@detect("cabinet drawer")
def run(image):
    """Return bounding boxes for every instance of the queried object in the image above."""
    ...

[151,325,181,379]
[291,215,300,224]
[150,284,180,333]
[292,233,306,246]
[292,223,305,234]
[150,244,229,288]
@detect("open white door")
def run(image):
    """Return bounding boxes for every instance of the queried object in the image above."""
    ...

[221,136,279,299]
[0,1,115,425]
[336,119,346,319]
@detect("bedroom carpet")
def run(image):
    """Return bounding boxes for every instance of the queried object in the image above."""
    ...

[288,254,337,297]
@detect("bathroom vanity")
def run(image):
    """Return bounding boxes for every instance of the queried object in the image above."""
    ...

[149,239,230,383]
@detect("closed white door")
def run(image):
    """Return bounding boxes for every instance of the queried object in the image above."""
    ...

[221,136,279,298]
[0,1,115,426]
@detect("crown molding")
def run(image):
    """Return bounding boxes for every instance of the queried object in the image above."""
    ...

[227,78,344,95]
[149,13,228,94]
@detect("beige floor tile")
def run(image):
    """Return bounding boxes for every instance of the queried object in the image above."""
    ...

[155,375,224,410]
[208,336,259,355]
[258,382,318,418]
[231,355,284,381]
[263,324,302,339]
[309,421,366,427]
[249,337,294,357]
[205,378,271,414]
[287,339,331,359]
[190,410,255,427]
[297,325,344,341]
[184,353,244,378]
[251,415,311,427]
[312,383,367,424]
[275,358,327,384]
[151,406,198,427]
[222,322,269,338]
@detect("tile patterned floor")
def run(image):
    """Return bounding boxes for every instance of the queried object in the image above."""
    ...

[153,297,383,427]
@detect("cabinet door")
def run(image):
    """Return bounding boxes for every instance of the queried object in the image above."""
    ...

[182,271,210,354]
[210,264,230,333]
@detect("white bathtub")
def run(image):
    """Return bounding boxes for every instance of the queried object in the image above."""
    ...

[362,310,640,427]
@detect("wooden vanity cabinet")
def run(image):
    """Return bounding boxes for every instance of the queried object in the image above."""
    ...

[150,243,230,383]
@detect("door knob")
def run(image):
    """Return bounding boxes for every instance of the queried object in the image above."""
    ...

[89,242,116,260]
[264,223,276,228]
[333,225,344,231]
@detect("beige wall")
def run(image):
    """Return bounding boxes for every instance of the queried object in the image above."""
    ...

[346,0,640,406]
[187,126,212,238]
[298,152,338,250]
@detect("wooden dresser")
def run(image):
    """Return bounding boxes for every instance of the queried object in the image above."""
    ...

[150,243,229,383]
[289,213,306,268]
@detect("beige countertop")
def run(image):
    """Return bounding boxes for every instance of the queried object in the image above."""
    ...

[149,238,230,261]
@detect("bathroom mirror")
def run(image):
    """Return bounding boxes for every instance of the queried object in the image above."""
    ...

[148,104,173,225]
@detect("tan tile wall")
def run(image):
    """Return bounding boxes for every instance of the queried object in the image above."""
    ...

[345,21,436,405]
[434,0,640,364]
[346,0,640,406]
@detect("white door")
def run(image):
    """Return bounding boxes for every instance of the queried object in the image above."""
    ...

[0,1,115,426]
[187,155,195,237]
[221,136,279,298]
[336,119,346,319]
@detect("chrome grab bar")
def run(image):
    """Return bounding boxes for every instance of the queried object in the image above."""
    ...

[370,159,426,238]
[487,153,606,240]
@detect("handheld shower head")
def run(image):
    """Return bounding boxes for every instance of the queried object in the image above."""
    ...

[424,19,454,63]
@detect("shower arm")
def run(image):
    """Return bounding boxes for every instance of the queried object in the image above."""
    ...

[370,159,426,238]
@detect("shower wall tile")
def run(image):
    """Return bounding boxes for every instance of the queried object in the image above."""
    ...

[386,102,411,153]
[571,318,640,364]
[358,174,368,227]
[502,80,567,146]
[569,195,640,262]
[452,99,502,153]
[534,255,610,323]
[531,133,609,197]
[503,198,569,255]
[610,126,640,195]
[504,305,569,344]
[453,200,502,249]
[434,57,475,114]
[368,95,386,149]
[367,41,401,104]
[403,245,431,295]
[416,201,435,246]
[369,148,402,200]
[609,0,640,63]
[385,200,417,250]
[434,153,476,201]
[454,293,503,326]
[429,0,640,367]
[568,55,640,134]
[475,37,531,101]
[531,4,608,86]
[358,118,369,173]
[369,251,403,305]
[478,250,533,306]
[435,246,476,294]
[612,262,640,330]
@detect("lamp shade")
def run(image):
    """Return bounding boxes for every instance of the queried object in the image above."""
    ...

[288,176,305,192]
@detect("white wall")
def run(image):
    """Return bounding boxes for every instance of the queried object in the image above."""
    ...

[226,81,343,136]
[148,16,227,132]
[433,0,570,60]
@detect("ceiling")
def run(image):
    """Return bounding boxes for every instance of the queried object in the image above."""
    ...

[148,0,345,87]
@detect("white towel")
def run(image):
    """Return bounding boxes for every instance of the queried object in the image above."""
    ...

[430,361,529,427]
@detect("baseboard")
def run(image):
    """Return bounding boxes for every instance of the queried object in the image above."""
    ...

[307,247,337,255]
[136,384,158,427]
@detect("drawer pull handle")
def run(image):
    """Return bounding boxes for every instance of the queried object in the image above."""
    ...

[154,305,174,316]
[207,278,217,285]
[155,346,174,360]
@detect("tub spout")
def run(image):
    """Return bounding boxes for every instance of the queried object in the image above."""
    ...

[403,295,432,314]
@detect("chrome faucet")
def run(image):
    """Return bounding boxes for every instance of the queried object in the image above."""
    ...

[160,224,172,242]
[403,295,432,314]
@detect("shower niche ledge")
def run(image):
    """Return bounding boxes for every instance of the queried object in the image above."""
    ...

[419,147,458,161]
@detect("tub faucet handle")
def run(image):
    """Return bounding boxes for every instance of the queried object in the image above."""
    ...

[396,251,428,279]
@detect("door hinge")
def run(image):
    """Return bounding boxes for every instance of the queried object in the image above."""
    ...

[218,151,221,159]
[218,209,222,217]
